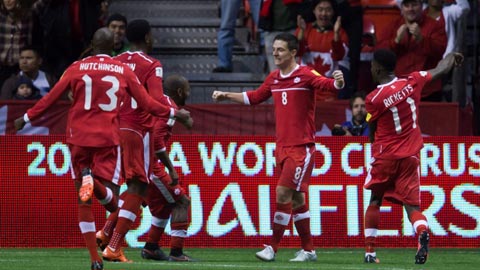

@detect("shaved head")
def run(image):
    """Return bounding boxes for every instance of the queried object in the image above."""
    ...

[91,27,114,55]
[164,74,190,106]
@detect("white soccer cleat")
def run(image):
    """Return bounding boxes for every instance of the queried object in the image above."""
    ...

[255,245,275,261]
[289,250,317,262]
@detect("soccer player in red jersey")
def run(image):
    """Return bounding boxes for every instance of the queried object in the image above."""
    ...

[97,75,194,262]
[142,74,194,262]
[97,20,192,263]
[13,28,190,270]
[363,49,463,264]
[212,33,345,262]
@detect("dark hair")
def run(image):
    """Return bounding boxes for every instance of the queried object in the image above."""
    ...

[126,19,151,43]
[373,49,397,72]
[107,13,127,26]
[401,0,422,5]
[20,45,42,58]
[273,33,299,51]
[312,0,337,13]
[349,91,366,109]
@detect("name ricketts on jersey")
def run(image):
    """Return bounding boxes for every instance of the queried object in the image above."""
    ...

[366,71,432,159]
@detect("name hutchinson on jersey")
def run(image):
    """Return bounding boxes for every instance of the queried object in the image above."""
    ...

[79,62,125,74]
[383,84,413,108]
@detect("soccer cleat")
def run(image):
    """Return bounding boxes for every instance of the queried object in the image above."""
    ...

[96,230,110,251]
[141,248,169,261]
[415,230,430,264]
[102,246,132,263]
[79,168,94,202]
[255,245,275,262]
[168,254,198,262]
[91,261,103,270]
[364,254,380,263]
[289,250,317,262]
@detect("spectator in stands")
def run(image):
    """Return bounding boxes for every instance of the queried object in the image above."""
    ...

[331,91,369,136]
[31,0,104,78]
[296,0,349,101]
[259,0,298,73]
[396,0,470,103]
[11,75,41,100]
[107,13,129,56]
[0,0,34,88]
[1,46,56,99]
[376,0,447,101]
[213,0,261,73]
[395,0,470,58]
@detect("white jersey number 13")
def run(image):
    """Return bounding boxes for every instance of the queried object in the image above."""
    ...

[82,74,119,111]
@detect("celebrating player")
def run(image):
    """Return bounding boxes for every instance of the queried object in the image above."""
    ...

[212,33,344,262]
[363,49,463,264]
[142,74,194,261]
[96,20,192,263]
[14,27,189,270]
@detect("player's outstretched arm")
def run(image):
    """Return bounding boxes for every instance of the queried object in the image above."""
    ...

[212,90,246,104]
[428,52,464,81]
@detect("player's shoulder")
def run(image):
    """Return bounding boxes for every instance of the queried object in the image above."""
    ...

[297,65,324,79]
[118,51,157,64]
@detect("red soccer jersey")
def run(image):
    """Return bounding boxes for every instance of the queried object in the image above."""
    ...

[245,65,338,146]
[25,55,173,147]
[366,71,432,159]
[115,51,165,131]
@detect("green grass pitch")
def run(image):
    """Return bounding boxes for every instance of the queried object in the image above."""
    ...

[0,248,478,270]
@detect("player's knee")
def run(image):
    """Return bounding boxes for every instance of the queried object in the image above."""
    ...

[276,187,293,203]
[127,178,148,196]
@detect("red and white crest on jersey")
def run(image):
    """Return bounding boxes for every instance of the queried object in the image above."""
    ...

[245,65,338,146]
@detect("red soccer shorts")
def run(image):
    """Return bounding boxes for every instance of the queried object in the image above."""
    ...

[364,155,421,206]
[120,128,152,184]
[69,144,121,185]
[145,165,186,214]
[276,143,315,192]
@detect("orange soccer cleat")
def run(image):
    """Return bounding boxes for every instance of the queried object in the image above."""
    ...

[102,246,132,263]
[79,168,94,202]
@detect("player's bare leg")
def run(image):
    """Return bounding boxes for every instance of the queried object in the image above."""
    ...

[364,193,382,263]
[405,205,429,264]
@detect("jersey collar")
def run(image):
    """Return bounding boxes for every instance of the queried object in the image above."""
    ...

[280,64,300,78]
[377,77,398,88]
